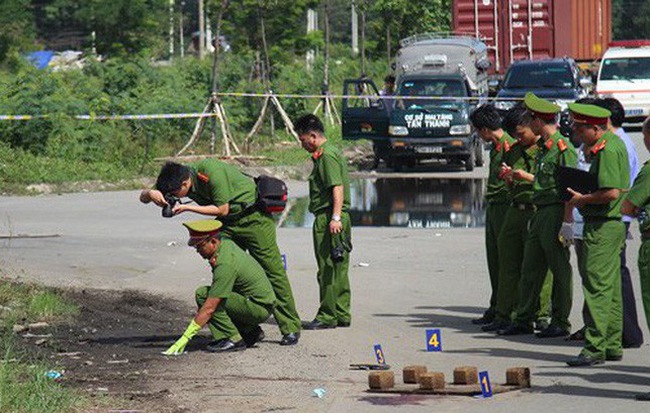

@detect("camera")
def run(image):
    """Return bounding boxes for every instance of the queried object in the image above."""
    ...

[161,193,178,218]
[330,233,352,263]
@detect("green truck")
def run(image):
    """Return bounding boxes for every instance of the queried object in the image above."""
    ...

[342,34,491,171]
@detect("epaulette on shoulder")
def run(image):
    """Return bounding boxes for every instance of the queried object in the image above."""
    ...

[197,172,210,183]
[557,139,568,152]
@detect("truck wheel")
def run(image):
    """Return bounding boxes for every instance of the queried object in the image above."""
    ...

[465,154,475,171]
[475,141,485,167]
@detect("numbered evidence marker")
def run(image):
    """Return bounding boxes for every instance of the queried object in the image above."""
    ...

[479,370,493,398]
[426,329,442,352]
[374,344,386,365]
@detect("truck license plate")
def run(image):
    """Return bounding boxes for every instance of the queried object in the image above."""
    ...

[416,146,442,154]
[625,108,643,116]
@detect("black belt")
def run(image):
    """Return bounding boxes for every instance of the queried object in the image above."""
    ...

[511,202,535,211]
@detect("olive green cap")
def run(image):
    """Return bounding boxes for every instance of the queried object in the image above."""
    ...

[524,92,560,119]
[568,102,611,125]
[183,220,223,246]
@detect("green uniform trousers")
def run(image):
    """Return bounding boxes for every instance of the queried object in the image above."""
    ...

[637,239,650,332]
[313,212,352,326]
[495,206,553,323]
[485,202,510,318]
[195,286,273,342]
[223,211,302,335]
[514,204,573,331]
[580,220,625,359]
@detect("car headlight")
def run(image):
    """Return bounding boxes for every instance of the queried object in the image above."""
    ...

[389,125,409,136]
[494,100,516,111]
[449,124,471,135]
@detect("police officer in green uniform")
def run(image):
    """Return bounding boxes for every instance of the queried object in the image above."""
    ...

[140,160,302,346]
[564,103,629,366]
[295,114,352,329]
[468,104,516,325]
[621,116,650,399]
[499,93,577,338]
[163,220,276,354]
[481,105,543,331]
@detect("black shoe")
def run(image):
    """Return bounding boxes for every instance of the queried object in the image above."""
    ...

[623,341,643,349]
[280,332,300,346]
[534,318,550,331]
[337,321,351,327]
[481,320,508,332]
[606,353,623,362]
[471,315,494,325]
[497,324,534,336]
[536,325,569,338]
[242,326,265,347]
[635,392,650,401]
[303,320,336,330]
[566,354,604,367]
[206,339,246,353]
[565,327,586,341]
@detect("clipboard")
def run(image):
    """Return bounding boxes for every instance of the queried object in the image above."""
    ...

[557,166,599,201]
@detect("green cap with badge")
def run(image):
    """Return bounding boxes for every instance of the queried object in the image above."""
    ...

[568,102,611,125]
[183,220,223,246]
[524,92,560,120]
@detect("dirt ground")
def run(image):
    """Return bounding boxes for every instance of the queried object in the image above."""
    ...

[18,288,193,412]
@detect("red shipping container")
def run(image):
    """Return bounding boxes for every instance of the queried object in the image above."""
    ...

[452,0,611,75]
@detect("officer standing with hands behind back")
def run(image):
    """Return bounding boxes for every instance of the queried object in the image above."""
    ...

[295,114,353,330]
[139,159,302,346]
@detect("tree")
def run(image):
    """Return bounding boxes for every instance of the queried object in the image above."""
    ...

[0,0,36,65]
[613,0,650,40]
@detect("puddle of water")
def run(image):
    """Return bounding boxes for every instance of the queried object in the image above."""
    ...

[280,177,486,229]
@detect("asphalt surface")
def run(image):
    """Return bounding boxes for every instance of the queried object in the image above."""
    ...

[1,130,650,412]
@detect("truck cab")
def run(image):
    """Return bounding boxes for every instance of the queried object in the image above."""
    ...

[596,40,650,122]
[342,35,490,171]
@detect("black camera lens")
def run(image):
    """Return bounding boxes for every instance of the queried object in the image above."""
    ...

[161,194,178,218]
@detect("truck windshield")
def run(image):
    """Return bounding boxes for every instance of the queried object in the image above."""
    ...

[397,79,466,108]
[503,64,575,89]
[600,57,650,81]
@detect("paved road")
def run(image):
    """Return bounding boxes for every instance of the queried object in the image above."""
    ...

[1,130,649,412]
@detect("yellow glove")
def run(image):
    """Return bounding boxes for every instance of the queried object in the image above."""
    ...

[162,320,202,356]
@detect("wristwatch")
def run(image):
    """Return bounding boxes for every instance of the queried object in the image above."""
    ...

[331,214,341,222]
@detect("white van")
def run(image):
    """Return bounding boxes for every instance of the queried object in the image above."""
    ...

[596,40,650,122]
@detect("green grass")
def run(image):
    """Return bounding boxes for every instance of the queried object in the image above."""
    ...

[0,280,86,412]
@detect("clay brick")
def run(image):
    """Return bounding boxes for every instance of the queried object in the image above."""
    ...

[453,366,478,385]
[419,372,446,390]
[506,367,531,387]
[402,365,428,384]
[368,371,395,389]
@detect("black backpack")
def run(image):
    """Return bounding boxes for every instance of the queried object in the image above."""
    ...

[254,175,288,214]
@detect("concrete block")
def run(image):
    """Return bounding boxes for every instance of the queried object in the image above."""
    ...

[368,371,395,389]
[506,367,531,387]
[403,365,428,384]
[453,366,478,385]
[419,372,446,390]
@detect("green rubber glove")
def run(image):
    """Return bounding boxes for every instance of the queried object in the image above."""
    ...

[162,319,202,356]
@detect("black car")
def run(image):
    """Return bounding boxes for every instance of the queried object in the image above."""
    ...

[494,58,590,139]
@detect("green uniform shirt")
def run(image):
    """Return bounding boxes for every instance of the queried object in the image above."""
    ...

[531,131,577,205]
[187,159,257,216]
[579,131,630,219]
[486,132,517,204]
[626,161,650,233]
[502,140,540,203]
[308,141,351,214]
[208,238,276,306]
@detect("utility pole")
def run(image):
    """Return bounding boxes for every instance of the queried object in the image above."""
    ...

[198,0,205,59]
[180,1,185,58]
[351,0,358,56]
[169,0,174,60]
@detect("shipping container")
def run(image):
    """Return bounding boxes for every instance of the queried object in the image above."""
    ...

[452,0,611,75]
